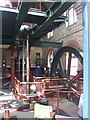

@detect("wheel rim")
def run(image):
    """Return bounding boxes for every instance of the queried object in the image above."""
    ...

[51,46,83,88]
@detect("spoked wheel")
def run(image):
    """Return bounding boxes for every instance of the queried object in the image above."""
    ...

[51,46,83,89]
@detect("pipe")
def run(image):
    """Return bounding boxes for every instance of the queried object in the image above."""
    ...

[82,1,90,119]
[17,47,20,80]
[39,2,41,11]
[26,35,30,94]
[57,90,60,115]
[11,46,15,82]
[22,40,25,82]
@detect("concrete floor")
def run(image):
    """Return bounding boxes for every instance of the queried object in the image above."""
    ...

[0,98,79,119]
[0,111,34,120]
[0,77,81,119]
[48,98,79,117]
[49,98,79,117]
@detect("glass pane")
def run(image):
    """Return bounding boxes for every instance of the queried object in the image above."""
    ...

[69,7,74,25]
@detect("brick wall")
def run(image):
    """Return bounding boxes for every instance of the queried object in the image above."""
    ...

[43,2,83,52]
[41,2,83,69]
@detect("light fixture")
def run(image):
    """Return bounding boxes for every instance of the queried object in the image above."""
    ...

[19,25,30,39]
[20,25,30,31]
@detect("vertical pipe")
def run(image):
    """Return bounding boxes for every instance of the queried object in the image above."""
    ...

[18,50,20,80]
[0,11,2,91]
[11,46,15,82]
[22,40,25,82]
[57,90,60,115]
[88,4,90,119]
[82,1,90,119]
[17,47,20,80]
[29,45,32,82]
[39,2,41,11]
[26,35,30,94]
[66,52,72,79]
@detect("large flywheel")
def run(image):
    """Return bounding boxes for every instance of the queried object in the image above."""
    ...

[51,46,83,88]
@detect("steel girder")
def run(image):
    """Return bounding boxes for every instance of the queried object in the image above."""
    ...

[1,6,48,43]
[0,39,15,45]
[30,1,75,40]
[1,1,76,45]
[1,6,67,44]
[1,38,62,48]
[30,40,62,48]
[12,1,31,40]
[0,39,62,48]
[1,6,47,23]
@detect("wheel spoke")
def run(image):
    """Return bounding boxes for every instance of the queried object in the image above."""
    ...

[58,59,66,78]
[66,52,72,79]
[70,69,83,83]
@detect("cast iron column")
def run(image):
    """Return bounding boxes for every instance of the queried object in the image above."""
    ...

[26,35,30,94]
[22,40,25,82]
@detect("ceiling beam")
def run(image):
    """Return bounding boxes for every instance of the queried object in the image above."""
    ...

[30,1,75,40]
[1,7,67,24]
[0,7,48,23]
[12,1,31,40]
[1,39,15,45]
[30,40,62,48]
[1,39,62,48]
[54,16,68,23]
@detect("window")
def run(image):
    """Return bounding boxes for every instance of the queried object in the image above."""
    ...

[64,5,77,27]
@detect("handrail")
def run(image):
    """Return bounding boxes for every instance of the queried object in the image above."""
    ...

[20,81,44,85]
[13,77,45,98]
